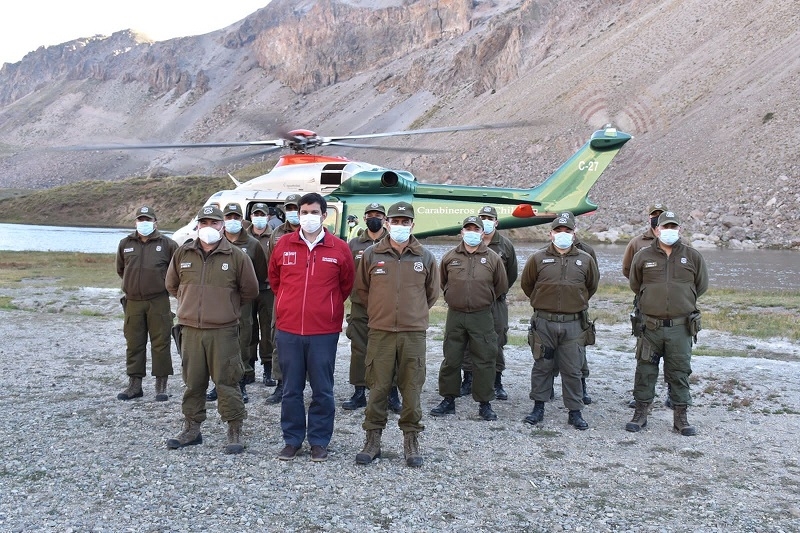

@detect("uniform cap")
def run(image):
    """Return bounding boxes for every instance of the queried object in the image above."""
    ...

[347,214,358,221]
[135,206,156,220]
[251,202,268,215]
[284,194,301,208]
[197,205,224,221]
[551,212,575,230]
[223,203,243,216]
[657,211,681,226]
[478,205,498,218]
[648,203,668,215]
[386,201,414,219]
[462,215,482,229]
[364,202,386,215]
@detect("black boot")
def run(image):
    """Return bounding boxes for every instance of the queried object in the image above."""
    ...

[581,377,592,405]
[430,396,456,416]
[478,402,497,421]
[568,409,589,430]
[494,372,508,400]
[262,362,277,387]
[664,383,674,409]
[239,379,249,404]
[387,386,402,414]
[524,401,545,425]
[459,371,473,397]
[206,386,218,402]
[342,386,367,410]
[265,381,283,404]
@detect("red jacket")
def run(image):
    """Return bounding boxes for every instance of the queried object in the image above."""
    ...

[269,229,355,335]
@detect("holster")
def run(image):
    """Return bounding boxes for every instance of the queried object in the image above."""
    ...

[527,320,552,360]
[119,295,127,312]
[687,310,702,344]
[171,324,183,356]
[581,310,596,346]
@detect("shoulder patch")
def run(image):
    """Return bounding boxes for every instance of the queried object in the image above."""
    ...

[180,262,192,269]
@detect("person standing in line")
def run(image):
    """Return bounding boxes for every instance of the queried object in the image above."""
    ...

[430,216,508,421]
[116,206,178,402]
[342,203,401,412]
[269,193,354,462]
[626,211,708,436]
[521,214,599,430]
[459,205,518,401]
[346,214,364,241]
[267,207,283,230]
[165,205,259,454]
[264,194,303,405]
[354,201,439,468]
[247,203,277,387]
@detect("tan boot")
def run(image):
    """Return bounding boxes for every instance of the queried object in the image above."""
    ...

[154,376,169,402]
[225,419,245,454]
[117,376,143,400]
[403,431,423,468]
[673,405,697,436]
[166,418,203,449]
[355,429,382,465]
[626,401,650,432]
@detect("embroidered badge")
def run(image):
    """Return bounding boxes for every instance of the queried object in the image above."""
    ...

[156,246,162,252]
[644,261,658,268]
[480,257,487,264]
[414,262,423,272]
[322,256,338,264]
[283,251,297,266]
[123,247,134,253]
[680,257,687,264]
[576,259,583,266]
[180,262,191,269]
[242,247,248,254]
[542,258,556,264]
[222,263,229,271]
[374,268,387,275]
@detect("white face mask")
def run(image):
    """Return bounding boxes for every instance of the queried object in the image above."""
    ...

[224,219,242,234]
[552,232,574,250]
[299,213,322,234]
[251,216,268,230]
[659,228,680,245]
[285,211,300,225]
[197,226,222,245]
[482,219,496,234]
[389,225,411,243]
[136,221,155,236]
[462,231,482,247]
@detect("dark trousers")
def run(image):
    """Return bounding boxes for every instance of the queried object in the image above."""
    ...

[441,308,498,402]
[123,294,174,378]
[462,298,507,373]
[276,330,339,448]
[249,289,274,366]
[634,325,693,405]
[345,302,368,386]
[529,317,585,411]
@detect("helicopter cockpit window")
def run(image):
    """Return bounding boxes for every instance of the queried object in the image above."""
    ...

[320,164,348,186]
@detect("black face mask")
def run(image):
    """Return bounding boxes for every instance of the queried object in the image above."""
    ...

[650,216,659,229]
[366,217,384,233]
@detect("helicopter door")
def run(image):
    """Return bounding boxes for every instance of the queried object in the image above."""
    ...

[324,201,343,238]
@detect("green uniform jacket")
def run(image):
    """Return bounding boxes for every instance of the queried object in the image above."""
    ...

[520,243,599,313]
[247,224,272,289]
[228,229,268,291]
[166,238,259,329]
[348,228,388,305]
[487,231,518,292]
[629,238,708,319]
[355,235,439,332]
[116,230,178,301]
[440,241,508,312]
[622,228,657,279]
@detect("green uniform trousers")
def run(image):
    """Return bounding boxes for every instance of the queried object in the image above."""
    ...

[269,300,283,381]
[462,298,507,372]
[363,330,426,433]
[249,289,275,367]
[122,294,174,378]
[180,325,246,423]
[633,324,693,405]
[345,302,369,387]
[529,317,585,411]
[441,308,498,402]
[238,301,254,374]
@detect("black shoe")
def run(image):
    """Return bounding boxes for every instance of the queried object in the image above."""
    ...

[342,386,367,410]
[581,377,592,405]
[568,409,589,430]
[430,396,455,416]
[459,371,473,398]
[524,401,545,425]
[262,362,277,387]
[206,386,217,402]
[478,402,497,421]
[239,380,249,404]
[387,386,402,414]
[243,372,256,385]
[494,372,508,401]
[265,381,283,404]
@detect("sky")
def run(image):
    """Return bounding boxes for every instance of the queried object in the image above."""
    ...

[0,1,272,65]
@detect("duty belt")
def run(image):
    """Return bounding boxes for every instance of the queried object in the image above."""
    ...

[535,310,581,322]
[645,315,687,327]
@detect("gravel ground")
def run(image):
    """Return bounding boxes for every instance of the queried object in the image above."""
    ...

[1,285,799,532]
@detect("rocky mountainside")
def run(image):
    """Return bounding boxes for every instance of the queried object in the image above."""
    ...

[0,0,798,248]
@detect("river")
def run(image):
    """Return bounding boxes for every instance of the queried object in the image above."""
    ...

[0,223,797,291]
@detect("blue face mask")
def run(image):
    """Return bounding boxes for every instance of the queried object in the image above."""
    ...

[224,219,242,234]
[552,232,574,250]
[389,225,411,243]
[462,231,482,247]
[136,221,155,236]
[285,211,300,225]
[251,216,268,230]
[482,219,496,234]
[659,228,680,245]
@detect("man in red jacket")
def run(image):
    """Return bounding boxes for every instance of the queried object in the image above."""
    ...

[269,192,355,462]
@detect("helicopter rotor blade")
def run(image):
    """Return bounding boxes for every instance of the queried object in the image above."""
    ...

[215,145,285,166]
[60,139,287,151]
[321,121,533,143]
[326,141,448,153]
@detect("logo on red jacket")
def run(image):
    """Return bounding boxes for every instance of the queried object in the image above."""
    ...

[283,251,297,265]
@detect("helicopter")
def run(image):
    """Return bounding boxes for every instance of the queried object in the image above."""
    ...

[73,124,631,243]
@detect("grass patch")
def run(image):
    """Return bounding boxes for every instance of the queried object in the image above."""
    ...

[0,296,18,309]
[0,251,117,289]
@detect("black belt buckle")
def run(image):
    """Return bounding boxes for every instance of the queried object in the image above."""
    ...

[661,319,673,327]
